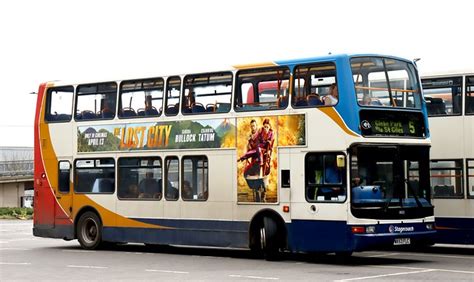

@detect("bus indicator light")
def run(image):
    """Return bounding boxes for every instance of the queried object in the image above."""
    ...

[351,226,365,234]
[283,205,290,213]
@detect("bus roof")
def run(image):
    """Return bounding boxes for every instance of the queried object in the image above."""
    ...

[43,53,413,87]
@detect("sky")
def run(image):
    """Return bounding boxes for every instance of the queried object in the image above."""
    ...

[0,0,472,147]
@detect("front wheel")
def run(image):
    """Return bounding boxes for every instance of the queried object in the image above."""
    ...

[77,211,103,250]
[259,217,280,260]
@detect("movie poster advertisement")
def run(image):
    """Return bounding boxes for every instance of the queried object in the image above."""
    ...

[77,118,236,152]
[237,114,305,203]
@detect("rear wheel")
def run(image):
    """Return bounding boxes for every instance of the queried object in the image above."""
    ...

[77,211,103,250]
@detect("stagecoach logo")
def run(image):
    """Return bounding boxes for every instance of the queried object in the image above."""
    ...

[388,225,415,233]
[361,120,371,130]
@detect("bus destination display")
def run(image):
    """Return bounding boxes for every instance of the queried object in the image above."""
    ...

[359,110,425,137]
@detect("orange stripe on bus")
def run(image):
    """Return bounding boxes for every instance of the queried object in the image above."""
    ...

[73,195,173,229]
[318,107,360,137]
[233,62,277,69]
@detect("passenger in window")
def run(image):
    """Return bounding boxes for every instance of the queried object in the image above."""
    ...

[139,172,161,198]
[165,179,179,200]
[125,184,139,198]
[186,91,195,107]
[198,190,208,200]
[324,83,338,106]
[361,94,372,105]
[144,95,158,115]
[101,98,115,118]
[182,181,193,199]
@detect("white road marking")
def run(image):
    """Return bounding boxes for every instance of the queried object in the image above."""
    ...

[145,269,189,274]
[0,248,30,251]
[229,274,279,280]
[335,269,436,281]
[366,252,400,258]
[67,265,108,269]
[3,238,38,242]
[0,262,31,265]
[401,252,474,260]
[62,250,96,253]
[371,265,474,275]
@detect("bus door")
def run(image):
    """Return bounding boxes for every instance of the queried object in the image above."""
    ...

[297,153,349,251]
[55,160,73,221]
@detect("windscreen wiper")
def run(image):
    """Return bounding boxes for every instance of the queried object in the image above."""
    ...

[405,178,423,208]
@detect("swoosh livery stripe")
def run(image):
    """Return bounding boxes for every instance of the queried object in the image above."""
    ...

[318,107,360,137]
[37,84,172,230]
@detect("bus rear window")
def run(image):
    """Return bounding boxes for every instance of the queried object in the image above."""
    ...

[45,86,74,122]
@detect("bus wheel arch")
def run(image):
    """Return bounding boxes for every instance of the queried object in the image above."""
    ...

[249,209,287,257]
[74,206,104,250]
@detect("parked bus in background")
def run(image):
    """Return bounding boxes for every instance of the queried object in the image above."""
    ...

[421,72,474,244]
[33,54,435,259]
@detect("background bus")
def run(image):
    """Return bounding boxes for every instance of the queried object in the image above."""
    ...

[421,72,474,244]
[33,54,435,258]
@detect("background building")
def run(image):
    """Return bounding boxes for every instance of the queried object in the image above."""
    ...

[0,147,33,207]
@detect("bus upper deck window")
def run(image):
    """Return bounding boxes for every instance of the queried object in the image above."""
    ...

[45,86,74,122]
[235,67,290,112]
[351,57,422,109]
[292,63,337,108]
[75,82,117,121]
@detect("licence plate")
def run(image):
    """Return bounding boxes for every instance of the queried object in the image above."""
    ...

[394,238,411,246]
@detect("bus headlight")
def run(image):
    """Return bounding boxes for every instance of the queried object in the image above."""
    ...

[366,226,376,233]
[426,223,434,230]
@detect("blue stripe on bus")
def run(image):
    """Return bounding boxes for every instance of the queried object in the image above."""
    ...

[101,218,435,252]
[288,220,435,252]
[103,218,249,248]
[288,220,351,252]
[435,217,474,245]
[131,218,249,232]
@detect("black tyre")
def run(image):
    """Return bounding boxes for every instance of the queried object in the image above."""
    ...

[77,211,103,250]
[260,217,279,260]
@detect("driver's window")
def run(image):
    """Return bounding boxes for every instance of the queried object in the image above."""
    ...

[305,153,346,202]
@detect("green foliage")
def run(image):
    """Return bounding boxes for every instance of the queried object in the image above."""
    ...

[0,207,33,219]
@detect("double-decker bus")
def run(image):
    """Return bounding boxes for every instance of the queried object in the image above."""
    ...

[421,72,474,244]
[33,54,435,258]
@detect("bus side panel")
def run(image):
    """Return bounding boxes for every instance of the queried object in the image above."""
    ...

[34,83,55,229]
[435,217,474,244]
[33,83,74,239]
[287,220,350,252]
[101,219,249,248]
